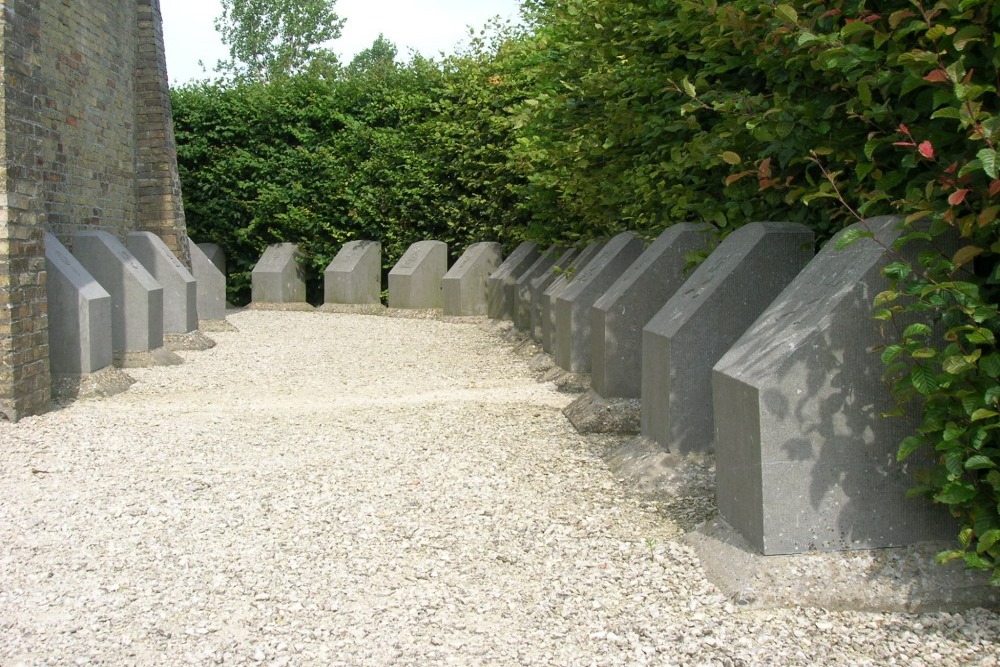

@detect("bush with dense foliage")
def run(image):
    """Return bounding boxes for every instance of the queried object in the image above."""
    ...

[173,29,534,303]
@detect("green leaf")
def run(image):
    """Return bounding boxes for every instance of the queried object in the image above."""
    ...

[682,76,696,98]
[774,4,798,24]
[971,409,999,422]
[898,435,925,461]
[978,148,999,179]
[721,151,742,165]
[943,355,975,375]
[911,365,939,395]
[966,455,997,470]
[835,228,874,250]
[981,529,1000,553]
[903,323,933,338]
[935,482,978,504]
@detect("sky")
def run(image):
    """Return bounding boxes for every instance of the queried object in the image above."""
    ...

[160,0,524,85]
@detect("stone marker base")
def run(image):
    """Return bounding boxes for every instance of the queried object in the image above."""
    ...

[246,302,316,312]
[684,519,998,612]
[199,319,238,333]
[539,366,591,394]
[165,331,217,352]
[382,308,442,320]
[564,390,640,434]
[528,353,555,376]
[115,347,184,368]
[317,303,387,316]
[51,368,136,401]
[512,337,542,359]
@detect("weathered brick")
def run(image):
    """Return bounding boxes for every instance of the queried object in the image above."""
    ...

[0,0,186,420]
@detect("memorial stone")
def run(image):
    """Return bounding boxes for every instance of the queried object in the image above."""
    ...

[325,240,382,305]
[72,230,164,357]
[388,240,448,309]
[252,243,307,304]
[541,242,604,354]
[127,232,198,334]
[555,232,645,373]
[513,246,563,332]
[189,242,227,322]
[198,243,226,275]
[442,242,502,316]
[640,222,814,453]
[530,248,577,342]
[487,242,539,320]
[712,216,953,554]
[592,224,713,399]
[44,234,113,376]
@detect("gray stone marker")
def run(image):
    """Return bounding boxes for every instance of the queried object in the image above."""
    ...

[592,224,714,399]
[252,243,307,304]
[127,232,198,334]
[325,240,382,305]
[529,248,577,342]
[442,242,502,316]
[45,233,113,375]
[72,230,164,357]
[641,222,814,453]
[198,243,226,275]
[712,216,954,555]
[388,240,448,309]
[189,241,227,322]
[541,242,604,354]
[513,246,562,332]
[487,242,539,320]
[555,232,645,373]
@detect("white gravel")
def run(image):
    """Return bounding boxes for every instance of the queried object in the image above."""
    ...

[1,310,998,666]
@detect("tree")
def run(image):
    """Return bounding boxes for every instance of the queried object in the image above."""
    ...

[215,0,344,80]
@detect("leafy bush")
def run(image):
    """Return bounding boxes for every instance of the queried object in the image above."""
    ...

[173,30,534,304]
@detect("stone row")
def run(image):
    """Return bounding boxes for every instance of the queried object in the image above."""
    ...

[256,219,951,558]
[45,232,226,388]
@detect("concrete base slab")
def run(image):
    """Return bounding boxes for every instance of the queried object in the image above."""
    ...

[317,303,388,316]
[115,346,184,368]
[512,337,542,359]
[246,302,316,312]
[684,519,998,612]
[539,367,591,394]
[51,367,136,401]
[564,390,640,434]
[528,352,556,376]
[199,319,238,333]
[165,331,217,352]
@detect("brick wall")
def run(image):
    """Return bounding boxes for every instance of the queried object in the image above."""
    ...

[0,0,188,420]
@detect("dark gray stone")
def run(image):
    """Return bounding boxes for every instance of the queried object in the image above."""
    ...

[529,248,577,342]
[44,233,113,375]
[388,240,448,309]
[252,243,307,304]
[555,232,645,373]
[592,224,714,399]
[712,216,954,555]
[325,240,381,305]
[541,242,604,354]
[72,231,165,356]
[189,241,227,322]
[642,222,814,453]
[198,243,226,275]
[487,242,539,320]
[513,246,562,332]
[127,232,198,334]
[442,242,502,316]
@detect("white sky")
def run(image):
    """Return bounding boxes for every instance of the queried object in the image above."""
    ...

[160,0,524,85]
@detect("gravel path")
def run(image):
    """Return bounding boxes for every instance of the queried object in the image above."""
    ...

[1,310,998,666]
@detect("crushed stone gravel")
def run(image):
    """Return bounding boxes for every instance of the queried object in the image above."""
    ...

[1,310,998,666]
